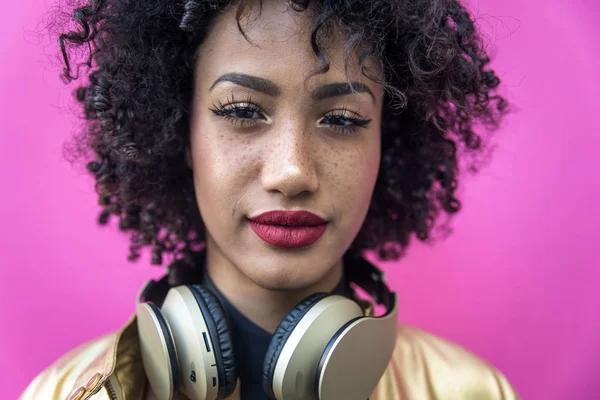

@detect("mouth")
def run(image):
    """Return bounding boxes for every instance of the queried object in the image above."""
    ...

[247,210,328,249]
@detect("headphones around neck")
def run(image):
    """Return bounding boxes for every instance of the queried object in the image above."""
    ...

[136,251,398,400]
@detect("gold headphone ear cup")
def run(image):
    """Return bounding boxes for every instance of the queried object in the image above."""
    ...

[136,302,180,400]
[316,317,397,400]
[265,295,364,400]
[160,286,227,400]
[262,293,327,399]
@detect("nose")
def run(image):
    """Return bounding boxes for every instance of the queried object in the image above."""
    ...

[261,124,319,198]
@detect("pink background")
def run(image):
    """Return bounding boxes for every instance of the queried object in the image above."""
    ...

[1,0,599,399]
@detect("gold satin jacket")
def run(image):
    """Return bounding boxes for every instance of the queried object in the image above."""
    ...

[19,300,520,400]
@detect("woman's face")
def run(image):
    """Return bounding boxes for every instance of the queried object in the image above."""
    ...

[187,0,383,291]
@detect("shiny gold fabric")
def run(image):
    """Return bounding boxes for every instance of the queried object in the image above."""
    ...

[19,310,519,400]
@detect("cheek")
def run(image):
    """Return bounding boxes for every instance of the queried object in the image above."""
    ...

[351,152,380,201]
[327,140,381,216]
[190,119,258,209]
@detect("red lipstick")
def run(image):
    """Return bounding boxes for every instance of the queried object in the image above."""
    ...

[247,210,328,249]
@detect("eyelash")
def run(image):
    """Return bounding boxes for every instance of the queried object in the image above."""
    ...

[209,94,372,135]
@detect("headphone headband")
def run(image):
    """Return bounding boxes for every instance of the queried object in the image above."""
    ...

[342,252,393,311]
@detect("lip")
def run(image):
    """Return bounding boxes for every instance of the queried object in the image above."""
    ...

[247,210,328,249]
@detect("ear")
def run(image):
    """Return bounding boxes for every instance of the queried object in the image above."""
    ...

[185,146,193,169]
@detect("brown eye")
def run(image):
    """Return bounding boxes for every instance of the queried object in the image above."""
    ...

[231,107,261,119]
[319,109,371,135]
[210,101,267,128]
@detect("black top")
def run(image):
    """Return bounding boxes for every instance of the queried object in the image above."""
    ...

[202,271,354,400]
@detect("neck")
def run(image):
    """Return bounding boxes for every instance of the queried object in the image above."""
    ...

[203,241,345,334]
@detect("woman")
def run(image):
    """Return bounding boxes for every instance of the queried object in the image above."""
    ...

[20,0,518,399]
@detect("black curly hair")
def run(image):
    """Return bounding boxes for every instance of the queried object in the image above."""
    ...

[55,0,508,278]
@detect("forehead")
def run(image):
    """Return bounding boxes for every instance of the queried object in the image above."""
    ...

[196,0,382,88]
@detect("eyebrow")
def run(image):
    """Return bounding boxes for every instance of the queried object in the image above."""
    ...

[209,72,376,103]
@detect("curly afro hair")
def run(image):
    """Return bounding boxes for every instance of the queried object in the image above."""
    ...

[55,0,508,275]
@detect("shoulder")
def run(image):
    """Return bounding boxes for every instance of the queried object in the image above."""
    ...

[18,333,117,400]
[372,323,520,400]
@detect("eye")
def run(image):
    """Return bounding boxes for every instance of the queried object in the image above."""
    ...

[319,108,371,135]
[209,94,267,128]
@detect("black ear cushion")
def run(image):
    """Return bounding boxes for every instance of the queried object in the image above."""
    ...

[189,285,237,398]
[262,293,328,399]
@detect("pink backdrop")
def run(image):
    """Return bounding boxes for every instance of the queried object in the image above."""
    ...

[1,0,599,399]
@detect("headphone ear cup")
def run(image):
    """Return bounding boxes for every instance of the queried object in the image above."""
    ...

[189,285,237,398]
[262,293,328,399]
[314,315,397,400]
[136,302,180,400]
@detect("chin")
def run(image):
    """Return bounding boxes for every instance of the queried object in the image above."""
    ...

[253,278,306,292]
[248,269,318,292]
[242,253,330,292]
